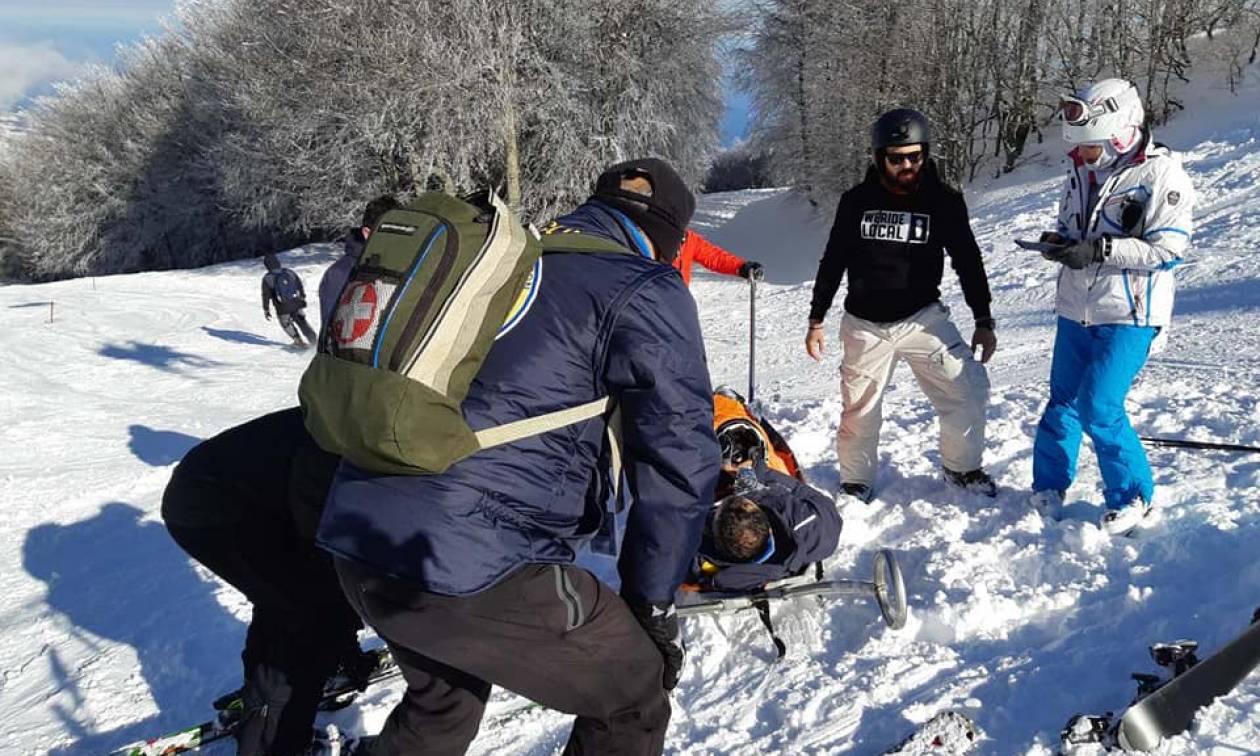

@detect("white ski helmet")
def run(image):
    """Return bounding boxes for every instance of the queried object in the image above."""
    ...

[1060,78,1144,155]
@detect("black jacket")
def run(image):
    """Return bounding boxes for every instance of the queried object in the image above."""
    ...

[809,161,992,324]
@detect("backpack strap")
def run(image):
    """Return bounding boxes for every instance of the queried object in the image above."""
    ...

[472,230,635,453]
[540,226,638,256]
[473,396,613,450]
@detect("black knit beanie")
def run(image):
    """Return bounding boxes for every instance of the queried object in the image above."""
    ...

[593,157,695,263]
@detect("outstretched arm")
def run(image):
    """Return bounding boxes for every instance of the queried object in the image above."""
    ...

[605,271,720,605]
[688,231,746,276]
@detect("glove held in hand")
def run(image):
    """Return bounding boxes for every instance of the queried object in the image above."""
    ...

[738,261,765,281]
[627,599,684,691]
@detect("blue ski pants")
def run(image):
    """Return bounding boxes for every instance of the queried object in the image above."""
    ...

[1032,317,1156,509]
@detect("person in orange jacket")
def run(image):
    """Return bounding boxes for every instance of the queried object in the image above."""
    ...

[674,230,763,286]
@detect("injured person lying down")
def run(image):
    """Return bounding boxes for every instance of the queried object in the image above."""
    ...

[688,390,843,593]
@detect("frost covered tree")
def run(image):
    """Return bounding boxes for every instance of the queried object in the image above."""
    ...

[741,0,1260,199]
[4,0,725,280]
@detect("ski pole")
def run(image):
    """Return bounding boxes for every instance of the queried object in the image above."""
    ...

[748,276,757,405]
[1140,436,1260,454]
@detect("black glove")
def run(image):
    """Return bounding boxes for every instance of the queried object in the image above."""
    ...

[627,600,685,690]
[738,261,765,281]
[1043,238,1105,270]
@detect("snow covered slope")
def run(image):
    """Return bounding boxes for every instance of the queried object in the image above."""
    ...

[2,71,1258,755]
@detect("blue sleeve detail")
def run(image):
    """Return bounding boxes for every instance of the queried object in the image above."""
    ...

[1143,226,1190,239]
[1100,213,1126,233]
[605,207,655,260]
[1111,185,1152,200]
[1156,257,1184,271]
[372,225,446,367]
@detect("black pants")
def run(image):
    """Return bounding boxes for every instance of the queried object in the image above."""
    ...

[336,559,671,756]
[162,407,359,756]
[278,310,317,344]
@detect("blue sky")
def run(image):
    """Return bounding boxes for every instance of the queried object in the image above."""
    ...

[1,1,750,144]
[0,1,175,108]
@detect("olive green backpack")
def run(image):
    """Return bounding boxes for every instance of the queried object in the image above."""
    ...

[299,190,627,475]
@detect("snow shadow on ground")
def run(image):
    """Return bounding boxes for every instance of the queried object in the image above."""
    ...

[22,502,243,755]
[201,326,287,347]
[99,341,225,373]
[128,424,202,467]
[1172,278,1260,315]
[831,476,1260,753]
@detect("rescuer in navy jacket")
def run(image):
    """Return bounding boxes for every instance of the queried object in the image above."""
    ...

[319,158,719,755]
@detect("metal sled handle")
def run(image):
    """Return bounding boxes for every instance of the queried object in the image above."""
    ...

[677,549,909,630]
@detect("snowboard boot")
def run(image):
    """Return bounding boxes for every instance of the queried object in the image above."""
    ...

[840,482,874,503]
[1100,497,1152,536]
[1029,489,1066,519]
[943,468,997,498]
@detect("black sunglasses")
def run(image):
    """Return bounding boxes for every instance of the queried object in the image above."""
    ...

[884,150,924,166]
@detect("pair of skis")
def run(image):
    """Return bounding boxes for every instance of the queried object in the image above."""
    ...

[107,648,397,756]
[108,557,904,756]
[1060,611,1260,753]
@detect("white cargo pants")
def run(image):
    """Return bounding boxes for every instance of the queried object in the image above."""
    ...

[837,303,989,486]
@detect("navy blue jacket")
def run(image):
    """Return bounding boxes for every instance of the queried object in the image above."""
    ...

[695,467,843,593]
[318,229,367,329]
[316,202,720,604]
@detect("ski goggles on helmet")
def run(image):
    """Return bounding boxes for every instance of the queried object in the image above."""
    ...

[1058,95,1122,127]
[718,421,765,466]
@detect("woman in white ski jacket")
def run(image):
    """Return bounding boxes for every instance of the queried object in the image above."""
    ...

[1030,78,1195,535]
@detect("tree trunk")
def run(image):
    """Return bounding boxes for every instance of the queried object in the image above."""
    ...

[502,68,522,215]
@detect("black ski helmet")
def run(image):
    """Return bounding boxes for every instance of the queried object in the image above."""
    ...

[871,108,932,152]
[263,253,280,271]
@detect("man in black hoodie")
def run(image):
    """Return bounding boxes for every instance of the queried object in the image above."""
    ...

[806,108,997,502]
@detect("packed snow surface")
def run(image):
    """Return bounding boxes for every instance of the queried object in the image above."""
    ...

[2,73,1259,755]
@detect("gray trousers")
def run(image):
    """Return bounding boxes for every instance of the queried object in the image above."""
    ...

[335,559,670,755]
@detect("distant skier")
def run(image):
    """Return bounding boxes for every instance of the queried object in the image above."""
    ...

[674,230,764,286]
[261,253,317,348]
[1029,78,1195,534]
[805,107,997,503]
[318,195,401,329]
